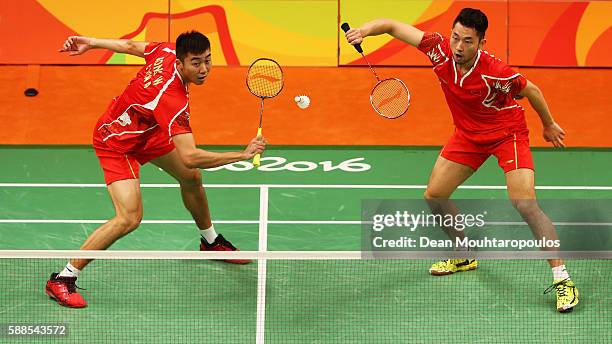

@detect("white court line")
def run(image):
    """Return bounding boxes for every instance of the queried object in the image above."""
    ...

[0,220,258,224]
[256,186,269,344]
[1,219,610,226]
[0,183,611,190]
[259,187,270,250]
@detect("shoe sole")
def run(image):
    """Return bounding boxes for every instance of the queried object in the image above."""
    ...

[200,245,252,264]
[429,265,477,276]
[558,300,579,313]
[200,248,252,264]
[45,286,87,308]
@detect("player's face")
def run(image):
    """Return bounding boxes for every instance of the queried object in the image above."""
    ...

[177,49,212,85]
[450,23,486,65]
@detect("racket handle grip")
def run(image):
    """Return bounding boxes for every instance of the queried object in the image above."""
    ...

[253,128,262,168]
[341,22,364,54]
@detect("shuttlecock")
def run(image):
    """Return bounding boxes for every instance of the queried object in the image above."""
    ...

[294,95,310,109]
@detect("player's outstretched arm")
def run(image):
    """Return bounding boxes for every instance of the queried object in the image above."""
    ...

[345,19,425,47]
[518,80,566,148]
[172,133,266,169]
[59,36,148,57]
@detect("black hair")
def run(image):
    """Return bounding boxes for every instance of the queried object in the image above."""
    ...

[453,8,488,40]
[176,31,210,61]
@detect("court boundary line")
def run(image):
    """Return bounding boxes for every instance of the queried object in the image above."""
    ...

[1,219,610,226]
[0,183,611,190]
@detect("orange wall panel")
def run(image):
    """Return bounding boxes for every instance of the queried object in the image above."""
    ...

[508,1,612,66]
[0,65,609,147]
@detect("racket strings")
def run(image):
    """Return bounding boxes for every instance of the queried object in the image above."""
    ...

[247,61,283,98]
[371,79,410,119]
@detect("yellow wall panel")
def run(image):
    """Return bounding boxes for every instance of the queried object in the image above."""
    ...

[339,0,433,64]
[171,0,338,66]
[576,2,612,66]
[37,0,169,39]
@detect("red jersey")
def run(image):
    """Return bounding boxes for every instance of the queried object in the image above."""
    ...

[94,42,191,153]
[417,32,527,140]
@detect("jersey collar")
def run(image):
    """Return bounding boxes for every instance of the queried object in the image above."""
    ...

[452,50,481,87]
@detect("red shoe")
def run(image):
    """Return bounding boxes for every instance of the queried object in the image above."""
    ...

[200,234,252,264]
[45,273,87,308]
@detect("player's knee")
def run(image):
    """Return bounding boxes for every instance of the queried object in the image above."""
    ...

[424,188,449,200]
[511,199,540,217]
[117,212,142,233]
[179,169,202,188]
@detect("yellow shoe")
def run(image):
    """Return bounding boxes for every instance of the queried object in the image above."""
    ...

[429,259,477,276]
[544,278,579,313]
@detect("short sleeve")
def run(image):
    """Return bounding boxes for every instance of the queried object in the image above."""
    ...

[496,62,527,98]
[143,42,164,64]
[417,32,450,66]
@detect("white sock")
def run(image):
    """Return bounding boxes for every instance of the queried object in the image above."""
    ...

[58,262,80,278]
[199,225,218,244]
[552,265,570,281]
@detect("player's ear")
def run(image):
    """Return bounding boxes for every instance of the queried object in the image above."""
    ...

[479,37,486,50]
[175,58,183,71]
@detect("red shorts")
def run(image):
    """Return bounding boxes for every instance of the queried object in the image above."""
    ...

[93,128,175,185]
[440,129,534,173]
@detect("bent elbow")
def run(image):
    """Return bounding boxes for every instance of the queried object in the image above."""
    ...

[180,153,198,169]
[125,40,144,57]
[124,40,135,52]
[379,18,394,33]
[184,159,198,170]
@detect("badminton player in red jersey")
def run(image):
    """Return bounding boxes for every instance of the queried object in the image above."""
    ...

[45,31,264,308]
[346,8,578,312]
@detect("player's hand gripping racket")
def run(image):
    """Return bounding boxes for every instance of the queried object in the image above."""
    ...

[246,58,284,167]
[341,22,410,119]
